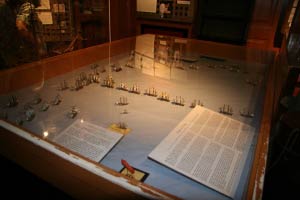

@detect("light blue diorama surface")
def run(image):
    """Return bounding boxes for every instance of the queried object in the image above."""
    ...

[0,36,267,200]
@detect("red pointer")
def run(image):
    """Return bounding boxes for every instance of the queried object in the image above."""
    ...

[121,159,135,174]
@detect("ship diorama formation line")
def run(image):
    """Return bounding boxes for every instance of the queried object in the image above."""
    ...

[1,51,257,128]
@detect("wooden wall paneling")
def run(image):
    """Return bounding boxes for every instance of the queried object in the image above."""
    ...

[247,0,284,48]
[110,0,137,41]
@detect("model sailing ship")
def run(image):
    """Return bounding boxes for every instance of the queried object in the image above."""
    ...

[190,99,204,108]
[144,87,158,97]
[6,95,18,107]
[157,92,170,102]
[128,84,140,94]
[101,76,115,88]
[172,96,185,106]
[219,104,233,115]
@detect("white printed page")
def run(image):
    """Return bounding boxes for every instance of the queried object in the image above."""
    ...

[54,120,123,162]
[149,106,254,198]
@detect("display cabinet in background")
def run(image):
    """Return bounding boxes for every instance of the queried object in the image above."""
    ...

[73,0,109,47]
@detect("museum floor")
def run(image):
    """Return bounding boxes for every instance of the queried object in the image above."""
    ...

[0,155,72,199]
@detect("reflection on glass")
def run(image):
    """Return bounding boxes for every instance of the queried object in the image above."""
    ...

[0,0,108,69]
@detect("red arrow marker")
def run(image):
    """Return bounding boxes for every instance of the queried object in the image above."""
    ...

[121,159,135,174]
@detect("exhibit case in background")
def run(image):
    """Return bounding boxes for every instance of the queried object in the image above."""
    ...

[0,34,277,199]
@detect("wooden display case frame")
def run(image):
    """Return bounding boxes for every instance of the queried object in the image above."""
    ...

[0,35,278,199]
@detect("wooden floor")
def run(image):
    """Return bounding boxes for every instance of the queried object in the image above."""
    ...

[0,155,72,199]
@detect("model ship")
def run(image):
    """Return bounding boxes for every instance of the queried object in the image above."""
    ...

[219,104,233,115]
[101,76,115,88]
[39,102,50,112]
[79,72,91,86]
[189,64,199,70]
[67,106,79,119]
[245,79,258,87]
[51,94,62,105]
[111,64,122,72]
[208,64,217,69]
[15,118,23,126]
[157,92,170,102]
[115,97,129,106]
[190,100,204,108]
[125,61,135,68]
[120,109,128,114]
[31,94,42,105]
[240,109,254,118]
[6,95,18,107]
[228,65,240,72]
[172,96,185,106]
[90,69,100,83]
[117,83,128,91]
[58,80,69,91]
[144,87,158,97]
[70,78,84,91]
[117,122,128,130]
[90,63,99,69]
[128,84,140,94]
[25,108,35,121]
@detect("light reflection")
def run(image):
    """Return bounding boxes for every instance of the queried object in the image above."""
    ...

[43,131,49,137]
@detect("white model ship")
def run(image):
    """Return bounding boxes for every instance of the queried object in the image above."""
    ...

[117,83,128,91]
[58,80,69,91]
[240,109,254,118]
[172,96,185,106]
[40,102,50,112]
[101,76,114,88]
[25,108,35,121]
[219,104,233,115]
[115,97,129,106]
[157,92,170,102]
[51,94,62,105]
[67,106,79,119]
[190,99,204,108]
[128,84,140,94]
[117,122,127,130]
[6,95,18,107]
[144,87,158,97]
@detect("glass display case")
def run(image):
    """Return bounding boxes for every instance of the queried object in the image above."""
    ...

[0,33,277,199]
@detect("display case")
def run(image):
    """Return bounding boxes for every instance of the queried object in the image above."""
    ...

[0,34,277,199]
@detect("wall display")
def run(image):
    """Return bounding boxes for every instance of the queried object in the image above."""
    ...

[0,34,274,199]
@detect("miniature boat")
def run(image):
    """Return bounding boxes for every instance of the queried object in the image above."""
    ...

[67,106,79,119]
[25,109,35,121]
[31,94,42,105]
[240,109,254,118]
[157,92,170,102]
[172,96,185,106]
[6,95,18,107]
[58,80,69,91]
[51,94,62,105]
[128,84,140,94]
[219,104,233,115]
[117,83,128,91]
[144,88,158,97]
[115,97,129,106]
[40,102,50,112]
[190,100,204,108]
